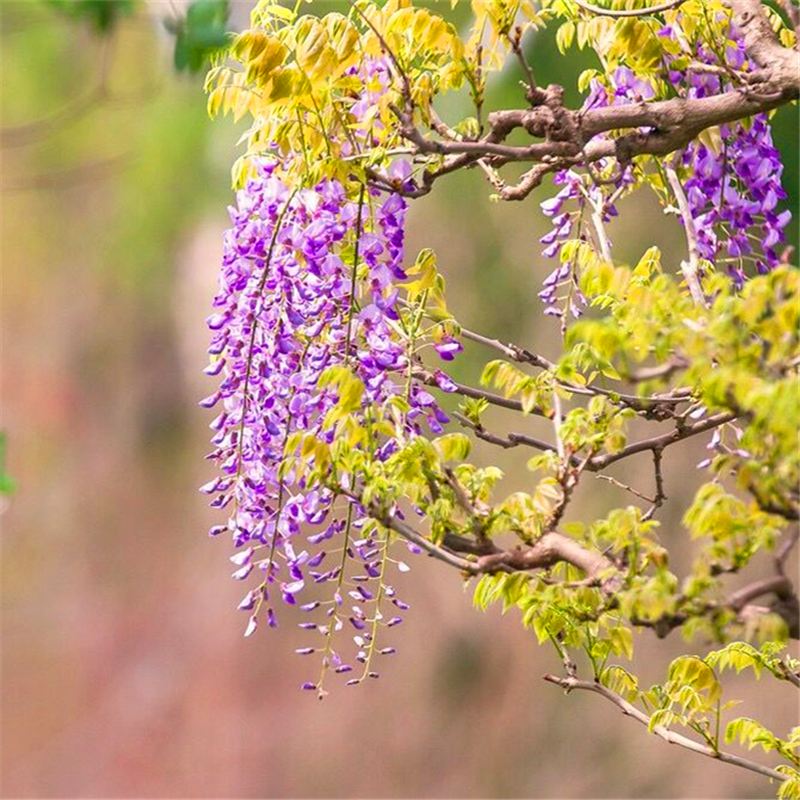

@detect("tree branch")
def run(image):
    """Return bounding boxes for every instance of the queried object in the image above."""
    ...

[542,674,787,783]
[572,0,686,18]
[475,532,622,592]
[588,412,736,470]
[454,408,734,471]
[338,488,482,574]
[412,367,544,416]
[727,575,795,612]
[459,325,691,415]
[665,162,708,307]
[390,7,799,201]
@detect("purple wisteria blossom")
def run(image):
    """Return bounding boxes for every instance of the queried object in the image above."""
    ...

[201,59,460,697]
[538,21,791,309]
[537,68,643,318]
[670,29,791,286]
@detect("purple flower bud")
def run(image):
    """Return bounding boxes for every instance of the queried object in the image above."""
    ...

[433,370,458,393]
[244,616,258,637]
[238,591,257,611]
[231,563,254,580]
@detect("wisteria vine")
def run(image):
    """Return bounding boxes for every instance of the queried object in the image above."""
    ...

[199,1,797,723]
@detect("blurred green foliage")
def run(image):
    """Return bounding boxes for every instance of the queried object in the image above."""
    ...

[44,0,138,33]
[45,0,232,73]
[167,0,232,72]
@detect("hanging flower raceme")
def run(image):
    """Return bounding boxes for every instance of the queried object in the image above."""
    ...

[200,57,459,696]
[669,29,791,287]
[201,159,451,694]
[537,21,792,310]
[537,68,643,318]
[200,46,460,695]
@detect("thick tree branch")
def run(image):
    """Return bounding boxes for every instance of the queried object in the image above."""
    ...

[475,532,622,593]
[727,0,800,78]
[389,3,799,201]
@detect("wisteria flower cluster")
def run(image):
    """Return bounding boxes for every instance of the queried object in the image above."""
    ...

[200,50,462,695]
[537,68,645,318]
[201,163,424,695]
[671,29,791,287]
[538,19,791,311]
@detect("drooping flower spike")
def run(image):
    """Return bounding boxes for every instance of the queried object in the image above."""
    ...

[201,59,459,696]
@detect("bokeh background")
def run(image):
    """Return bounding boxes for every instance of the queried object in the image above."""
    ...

[2,2,798,797]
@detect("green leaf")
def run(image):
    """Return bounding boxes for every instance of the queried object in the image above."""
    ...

[433,433,471,462]
[173,0,231,73]
[0,433,15,496]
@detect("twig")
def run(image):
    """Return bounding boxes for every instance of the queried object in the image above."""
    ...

[339,488,480,574]
[552,387,566,461]
[452,411,561,456]
[572,0,686,18]
[413,367,547,417]
[777,658,800,689]
[459,324,690,413]
[665,162,708,308]
[476,158,506,191]
[776,529,800,575]
[624,358,687,383]
[348,0,412,109]
[443,466,489,542]
[642,447,666,521]
[588,412,736,470]
[509,25,537,91]
[579,182,614,263]
[595,474,656,504]
[542,674,786,782]
[453,409,734,471]
[460,327,554,369]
